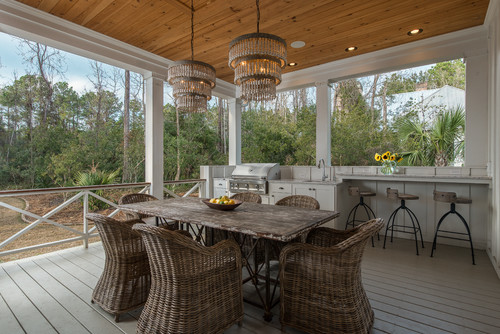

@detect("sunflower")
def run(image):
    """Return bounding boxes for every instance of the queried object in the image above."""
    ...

[374,153,381,161]
[382,153,389,160]
[390,155,396,161]
[397,157,403,163]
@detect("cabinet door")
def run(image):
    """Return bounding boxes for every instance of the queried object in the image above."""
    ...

[293,184,335,211]
[269,182,293,205]
[314,185,335,211]
[293,184,315,197]
[269,192,290,205]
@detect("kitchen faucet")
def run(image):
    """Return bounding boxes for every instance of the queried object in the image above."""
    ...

[318,158,328,181]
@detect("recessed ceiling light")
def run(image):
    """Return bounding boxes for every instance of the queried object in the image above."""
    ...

[345,46,358,52]
[288,62,298,67]
[290,41,306,48]
[408,28,423,36]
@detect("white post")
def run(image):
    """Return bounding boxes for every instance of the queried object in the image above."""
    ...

[145,72,165,199]
[465,53,489,167]
[83,191,89,248]
[315,81,332,166]
[228,98,242,165]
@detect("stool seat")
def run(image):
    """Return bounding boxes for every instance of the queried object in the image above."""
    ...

[455,197,472,204]
[397,194,419,200]
[359,191,376,197]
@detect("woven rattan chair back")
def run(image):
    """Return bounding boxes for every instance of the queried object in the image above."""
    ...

[133,224,244,334]
[433,190,458,203]
[85,213,150,322]
[230,192,262,203]
[348,186,361,196]
[387,188,400,200]
[280,218,384,334]
[275,195,320,209]
[118,193,158,220]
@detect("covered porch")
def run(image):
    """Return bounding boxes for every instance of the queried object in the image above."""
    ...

[1,0,500,333]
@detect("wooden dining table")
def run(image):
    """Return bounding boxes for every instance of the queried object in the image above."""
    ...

[118,196,339,321]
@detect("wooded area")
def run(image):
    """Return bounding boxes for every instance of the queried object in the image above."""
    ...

[0,39,466,190]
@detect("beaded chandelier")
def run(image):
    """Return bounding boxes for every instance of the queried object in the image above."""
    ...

[168,0,215,113]
[228,0,287,102]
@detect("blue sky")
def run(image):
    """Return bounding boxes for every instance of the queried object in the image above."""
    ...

[0,32,99,93]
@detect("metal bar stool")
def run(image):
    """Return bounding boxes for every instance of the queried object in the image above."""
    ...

[345,186,377,246]
[431,190,475,265]
[383,188,424,255]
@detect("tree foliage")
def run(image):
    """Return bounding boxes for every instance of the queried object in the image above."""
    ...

[0,37,467,190]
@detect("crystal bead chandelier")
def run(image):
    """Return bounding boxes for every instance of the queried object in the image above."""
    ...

[168,0,215,113]
[228,0,287,102]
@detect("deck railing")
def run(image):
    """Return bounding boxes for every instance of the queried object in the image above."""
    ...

[0,179,205,257]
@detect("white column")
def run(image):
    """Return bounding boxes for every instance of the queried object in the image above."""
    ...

[315,81,332,166]
[144,72,164,199]
[228,98,242,165]
[465,53,489,167]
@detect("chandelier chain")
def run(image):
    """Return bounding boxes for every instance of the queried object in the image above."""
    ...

[191,0,194,61]
[256,0,260,33]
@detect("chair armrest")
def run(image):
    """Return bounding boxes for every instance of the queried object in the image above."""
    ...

[306,227,356,247]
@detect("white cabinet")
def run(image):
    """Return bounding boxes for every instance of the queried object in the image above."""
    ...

[213,178,228,198]
[293,184,335,211]
[268,182,292,205]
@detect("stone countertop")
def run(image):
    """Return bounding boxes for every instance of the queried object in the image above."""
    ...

[335,173,491,185]
[269,179,339,185]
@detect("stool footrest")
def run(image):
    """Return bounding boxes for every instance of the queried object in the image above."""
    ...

[436,230,469,236]
[435,234,471,242]
[388,228,421,235]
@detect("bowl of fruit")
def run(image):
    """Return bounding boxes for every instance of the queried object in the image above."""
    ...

[202,196,242,211]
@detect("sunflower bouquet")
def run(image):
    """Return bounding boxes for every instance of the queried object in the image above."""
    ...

[374,151,403,175]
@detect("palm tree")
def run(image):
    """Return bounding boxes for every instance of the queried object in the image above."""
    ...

[396,106,465,166]
[430,106,465,166]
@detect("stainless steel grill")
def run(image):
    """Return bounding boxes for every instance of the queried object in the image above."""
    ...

[229,163,280,195]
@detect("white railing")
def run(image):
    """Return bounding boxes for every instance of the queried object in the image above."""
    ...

[0,179,205,257]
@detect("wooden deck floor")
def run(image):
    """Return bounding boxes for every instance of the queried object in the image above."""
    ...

[1,238,500,334]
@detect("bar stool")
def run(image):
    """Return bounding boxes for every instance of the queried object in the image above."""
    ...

[431,190,475,265]
[383,188,424,255]
[345,186,377,246]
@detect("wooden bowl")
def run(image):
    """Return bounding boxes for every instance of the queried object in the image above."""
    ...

[202,199,242,211]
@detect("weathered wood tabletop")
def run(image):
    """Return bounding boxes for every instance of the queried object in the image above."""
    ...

[118,197,339,242]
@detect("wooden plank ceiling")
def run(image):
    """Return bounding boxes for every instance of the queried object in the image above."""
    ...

[17,0,490,83]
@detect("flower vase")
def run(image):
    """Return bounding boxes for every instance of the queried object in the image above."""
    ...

[381,161,396,175]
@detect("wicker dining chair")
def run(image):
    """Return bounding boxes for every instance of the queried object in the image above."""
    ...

[280,218,384,334]
[119,193,178,229]
[86,213,151,322]
[118,193,158,220]
[275,195,320,209]
[260,195,321,260]
[230,191,262,204]
[133,224,244,334]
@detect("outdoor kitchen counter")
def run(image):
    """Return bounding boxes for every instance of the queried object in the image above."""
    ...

[333,172,491,250]
[335,173,491,185]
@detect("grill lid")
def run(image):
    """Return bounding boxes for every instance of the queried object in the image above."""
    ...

[231,163,280,180]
